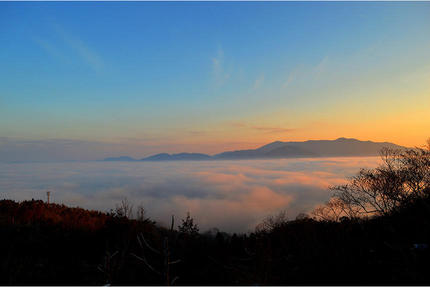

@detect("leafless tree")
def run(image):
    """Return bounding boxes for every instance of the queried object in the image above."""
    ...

[312,197,360,222]
[256,209,288,232]
[115,198,134,219]
[327,144,430,218]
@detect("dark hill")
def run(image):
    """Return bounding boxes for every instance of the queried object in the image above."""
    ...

[214,137,405,159]
[103,156,138,161]
[141,152,212,161]
[104,138,406,161]
[0,198,429,285]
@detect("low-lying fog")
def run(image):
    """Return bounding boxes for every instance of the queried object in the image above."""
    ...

[0,157,381,233]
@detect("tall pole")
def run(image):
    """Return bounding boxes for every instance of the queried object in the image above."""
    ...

[47,191,51,204]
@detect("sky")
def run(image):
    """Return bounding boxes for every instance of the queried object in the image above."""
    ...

[1,2,430,160]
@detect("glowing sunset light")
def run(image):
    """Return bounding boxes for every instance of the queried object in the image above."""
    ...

[1,2,429,160]
[2,2,430,285]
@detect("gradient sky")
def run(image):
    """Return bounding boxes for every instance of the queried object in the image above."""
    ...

[1,2,430,159]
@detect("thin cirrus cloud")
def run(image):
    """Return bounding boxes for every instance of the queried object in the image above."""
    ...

[313,56,329,79]
[0,157,381,232]
[33,36,70,64]
[280,56,328,90]
[283,73,295,88]
[230,122,295,134]
[33,23,104,72]
[54,24,104,72]
[252,74,265,91]
[212,47,230,86]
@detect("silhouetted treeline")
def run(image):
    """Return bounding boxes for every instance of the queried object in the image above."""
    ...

[0,197,429,285]
[0,143,429,285]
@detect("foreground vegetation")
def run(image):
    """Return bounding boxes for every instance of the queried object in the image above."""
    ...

[0,143,429,285]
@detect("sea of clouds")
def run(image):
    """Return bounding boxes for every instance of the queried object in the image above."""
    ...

[0,157,381,232]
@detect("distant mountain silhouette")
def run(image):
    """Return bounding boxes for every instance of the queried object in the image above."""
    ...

[103,138,406,161]
[141,153,212,161]
[103,156,138,162]
[215,138,404,159]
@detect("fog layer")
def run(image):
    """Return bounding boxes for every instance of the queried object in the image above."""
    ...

[0,157,380,232]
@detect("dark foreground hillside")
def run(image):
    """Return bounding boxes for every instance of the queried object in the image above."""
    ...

[0,197,429,285]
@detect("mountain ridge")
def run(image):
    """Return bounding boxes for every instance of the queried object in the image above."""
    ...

[103,138,406,162]
[103,156,138,162]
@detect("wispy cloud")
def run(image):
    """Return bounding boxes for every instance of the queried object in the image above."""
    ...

[253,74,265,90]
[231,122,295,134]
[212,47,230,86]
[32,36,70,64]
[53,24,104,72]
[282,71,295,88]
[185,130,207,136]
[251,126,295,134]
[313,56,329,79]
[280,57,329,91]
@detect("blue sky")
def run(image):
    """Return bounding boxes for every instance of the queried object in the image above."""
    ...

[1,2,430,159]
